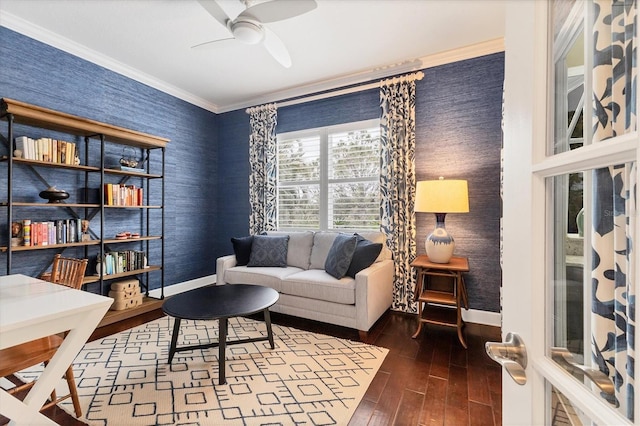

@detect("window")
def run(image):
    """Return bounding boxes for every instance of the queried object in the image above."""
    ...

[277,119,380,231]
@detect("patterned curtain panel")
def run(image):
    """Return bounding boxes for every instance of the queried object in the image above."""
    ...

[380,75,418,313]
[591,0,637,418]
[247,104,278,235]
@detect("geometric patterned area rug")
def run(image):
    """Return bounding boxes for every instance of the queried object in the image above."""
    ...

[19,316,388,425]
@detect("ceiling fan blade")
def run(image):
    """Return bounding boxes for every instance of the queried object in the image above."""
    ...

[239,0,317,23]
[191,37,236,50]
[197,0,232,28]
[263,27,291,68]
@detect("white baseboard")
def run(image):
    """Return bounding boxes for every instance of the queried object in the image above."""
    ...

[149,275,215,298]
[463,309,502,328]
[151,276,502,328]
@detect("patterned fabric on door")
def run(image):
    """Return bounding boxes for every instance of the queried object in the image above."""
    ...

[380,76,417,313]
[591,0,636,419]
[247,104,278,235]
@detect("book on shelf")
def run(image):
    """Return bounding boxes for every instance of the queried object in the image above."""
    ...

[119,165,145,173]
[104,183,143,206]
[13,136,78,165]
[99,250,147,275]
[22,219,31,246]
[19,218,82,246]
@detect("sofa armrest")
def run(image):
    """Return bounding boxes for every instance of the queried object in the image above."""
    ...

[216,255,237,285]
[354,259,394,331]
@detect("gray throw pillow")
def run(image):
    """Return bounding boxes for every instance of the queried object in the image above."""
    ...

[324,233,358,279]
[248,235,290,267]
[264,231,314,269]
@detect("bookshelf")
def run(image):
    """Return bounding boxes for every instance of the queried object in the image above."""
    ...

[1,98,168,317]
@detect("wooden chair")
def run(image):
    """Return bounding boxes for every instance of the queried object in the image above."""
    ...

[50,253,88,290]
[0,255,88,417]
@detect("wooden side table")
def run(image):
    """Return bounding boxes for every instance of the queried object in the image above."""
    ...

[411,255,469,348]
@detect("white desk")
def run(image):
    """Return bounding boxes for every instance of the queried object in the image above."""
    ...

[0,274,112,425]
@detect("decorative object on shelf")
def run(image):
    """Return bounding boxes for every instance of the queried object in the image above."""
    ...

[13,149,22,158]
[114,231,140,239]
[39,186,70,203]
[108,279,142,311]
[120,146,139,168]
[81,219,91,241]
[415,177,469,264]
[11,221,22,246]
[95,256,102,276]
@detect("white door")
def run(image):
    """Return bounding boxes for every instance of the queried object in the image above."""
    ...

[500,0,639,424]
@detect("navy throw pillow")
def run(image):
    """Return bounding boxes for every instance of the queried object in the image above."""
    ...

[231,236,254,266]
[248,235,290,267]
[324,233,358,279]
[346,234,383,278]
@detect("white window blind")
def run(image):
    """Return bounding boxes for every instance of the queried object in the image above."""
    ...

[277,135,320,229]
[277,119,380,231]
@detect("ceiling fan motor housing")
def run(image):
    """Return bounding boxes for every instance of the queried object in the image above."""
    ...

[230,19,264,44]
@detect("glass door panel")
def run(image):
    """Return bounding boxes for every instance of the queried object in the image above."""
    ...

[552,0,585,155]
[551,384,598,426]
[550,162,636,421]
[551,1,637,156]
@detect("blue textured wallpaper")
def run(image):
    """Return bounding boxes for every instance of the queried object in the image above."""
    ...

[416,54,504,313]
[217,53,504,313]
[0,27,218,292]
[0,25,503,313]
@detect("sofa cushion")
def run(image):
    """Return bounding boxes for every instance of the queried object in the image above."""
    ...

[231,235,253,266]
[225,266,302,292]
[274,293,357,320]
[324,233,358,279]
[248,235,290,267]
[309,232,339,269]
[281,269,356,304]
[265,231,314,270]
[346,234,383,278]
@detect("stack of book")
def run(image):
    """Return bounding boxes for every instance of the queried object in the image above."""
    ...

[20,218,82,246]
[100,250,147,275]
[15,136,78,164]
[104,183,144,206]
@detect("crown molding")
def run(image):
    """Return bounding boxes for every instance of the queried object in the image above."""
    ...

[420,37,504,69]
[0,12,221,113]
[2,9,504,115]
[218,38,505,113]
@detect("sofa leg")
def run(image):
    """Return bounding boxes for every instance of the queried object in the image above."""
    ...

[358,330,369,342]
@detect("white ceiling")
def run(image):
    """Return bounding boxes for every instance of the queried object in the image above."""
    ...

[0,0,506,113]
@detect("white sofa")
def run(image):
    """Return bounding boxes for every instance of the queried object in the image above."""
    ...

[216,231,394,333]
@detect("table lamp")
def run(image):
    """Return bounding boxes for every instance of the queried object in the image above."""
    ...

[415,177,469,263]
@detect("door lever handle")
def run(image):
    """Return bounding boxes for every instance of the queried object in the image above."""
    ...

[550,347,614,395]
[485,332,527,385]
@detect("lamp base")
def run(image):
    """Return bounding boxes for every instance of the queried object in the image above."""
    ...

[425,213,455,263]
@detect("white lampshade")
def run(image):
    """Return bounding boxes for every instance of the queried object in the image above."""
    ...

[415,178,469,213]
[415,177,469,263]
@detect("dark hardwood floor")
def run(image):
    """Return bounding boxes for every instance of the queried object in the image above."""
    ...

[4,309,502,425]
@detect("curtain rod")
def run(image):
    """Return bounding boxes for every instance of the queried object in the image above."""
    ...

[270,71,424,109]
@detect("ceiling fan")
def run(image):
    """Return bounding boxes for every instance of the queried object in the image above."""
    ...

[194,0,317,68]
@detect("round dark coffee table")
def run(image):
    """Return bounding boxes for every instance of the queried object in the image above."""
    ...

[162,284,279,384]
